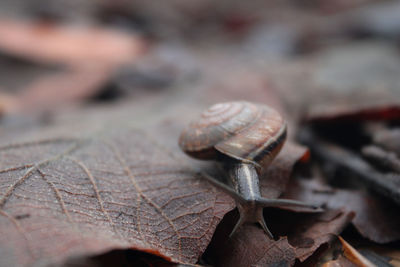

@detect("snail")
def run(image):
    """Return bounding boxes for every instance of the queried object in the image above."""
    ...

[179,101,321,238]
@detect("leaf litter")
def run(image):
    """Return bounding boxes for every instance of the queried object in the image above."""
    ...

[2,1,400,265]
[0,121,233,265]
[0,90,317,266]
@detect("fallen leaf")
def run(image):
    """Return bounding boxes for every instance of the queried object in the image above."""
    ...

[269,42,400,123]
[260,142,308,199]
[287,209,354,261]
[0,18,147,116]
[301,131,400,207]
[205,202,352,265]
[284,178,400,243]
[222,226,297,267]
[63,249,183,267]
[10,66,112,113]
[0,93,17,117]
[0,19,145,66]
[0,125,235,266]
[204,211,297,267]
[304,43,400,122]
[338,236,376,267]
[0,93,313,266]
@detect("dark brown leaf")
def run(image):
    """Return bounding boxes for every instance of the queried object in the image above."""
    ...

[260,142,309,199]
[222,226,297,267]
[306,100,400,123]
[285,179,400,243]
[270,43,400,123]
[206,201,352,265]
[0,94,312,266]
[201,140,348,265]
[63,249,183,267]
[205,211,297,267]
[302,132,400,206]
[289,209,354,262]
[0,124,235,266]
[303,43,400,122]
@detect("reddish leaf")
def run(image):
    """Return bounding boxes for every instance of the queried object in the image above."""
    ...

[307,103,400,123]
[0,96,312,266]
[9,66,111,114]
[0,93,16,117]
[338,236,376,267]
[0,19,145,66]
[0,18,147,116]
[0,126,235,266]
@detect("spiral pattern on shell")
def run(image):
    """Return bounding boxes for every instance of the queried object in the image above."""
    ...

[179,101,287,170]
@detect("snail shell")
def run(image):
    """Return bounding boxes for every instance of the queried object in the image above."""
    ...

[179,101,287,171]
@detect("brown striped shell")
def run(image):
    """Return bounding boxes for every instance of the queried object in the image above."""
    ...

[179,101,287,171]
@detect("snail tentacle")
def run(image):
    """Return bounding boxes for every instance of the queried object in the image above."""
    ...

[229,213,246,238]
[255,198,322,211]
[258,216,274,239]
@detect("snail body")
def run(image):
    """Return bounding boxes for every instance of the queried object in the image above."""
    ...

[179,101,320,238]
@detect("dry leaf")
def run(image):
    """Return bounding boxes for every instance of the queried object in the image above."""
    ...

[0,94,312,266]
[338,236,376,267]
[0,19,145,66]
[269,42,400,123]
[260,143,309,199]
[285,179,400,243]
[287,209,354,262]
[204,211,297,267]
[304,43,400,122]
[10,66,112,113]
[218,225,297,267]
[0,126,236,266]
[206,203,352,265]
[0,18,146,116]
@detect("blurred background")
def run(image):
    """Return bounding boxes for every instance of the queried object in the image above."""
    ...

[0,0,399,121]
